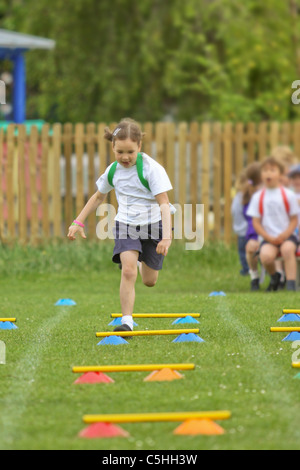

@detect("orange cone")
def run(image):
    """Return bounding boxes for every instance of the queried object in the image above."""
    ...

[173,419,225,436]
[144,368,184,382]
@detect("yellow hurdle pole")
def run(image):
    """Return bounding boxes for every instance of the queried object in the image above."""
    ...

[96,329,200,338]
[270,327,300,332]
[282,309,300,314]
[292,362,300,368]
[83,410,232,425]
[73,363,195,374]
[0,318,16,323]
[111,313,200,318]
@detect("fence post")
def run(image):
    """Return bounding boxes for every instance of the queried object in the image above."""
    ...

[165,122,175,204]
[235,122,244,178]
[258,122,268,161]
[53,123,62,239]
[6,124,15,239]
[155,122,166,167]
[87,122,96,239]
[293,122,300,157]
[178,122,187,230]
[247,122,256,163]
[28,125,39,244]
[270,121,280,149]
[223,122,233,245]
[212,122,222,241]
[190,121,199,233]
[63,123,73,228]
[75,123,85,219]
[201,122,210,242]
[18,124,27,244]
[41,124,50,238]
[142,122,153,157]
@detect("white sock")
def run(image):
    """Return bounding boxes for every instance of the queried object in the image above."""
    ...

[249,269,259,281]
[122,315,133,330]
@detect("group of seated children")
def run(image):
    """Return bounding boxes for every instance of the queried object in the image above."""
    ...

[232,146,300,292]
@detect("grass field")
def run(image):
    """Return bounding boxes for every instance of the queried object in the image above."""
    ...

[0,240,299,450]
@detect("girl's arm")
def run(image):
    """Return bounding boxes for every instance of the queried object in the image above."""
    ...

[155,192,172,256]
[68,191,107,241]
[252,217,274,244]
[278,215,298,242]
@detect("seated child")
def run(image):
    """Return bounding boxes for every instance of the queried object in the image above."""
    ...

[241,162,262,291]
[288,163,300,241]
[271,146,298,287]
[231,169,249,275]
[247,156,299,291]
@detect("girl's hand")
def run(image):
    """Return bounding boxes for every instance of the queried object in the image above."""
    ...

[67,225,87,241]
[156,239,172,256]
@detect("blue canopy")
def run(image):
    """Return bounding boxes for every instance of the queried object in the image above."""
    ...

[0,29,55,123]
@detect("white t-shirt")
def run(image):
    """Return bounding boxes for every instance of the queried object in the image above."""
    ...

[96,152,173,226]
[246,187,300,237]
[231,192,248,236]
[295,192,300,225]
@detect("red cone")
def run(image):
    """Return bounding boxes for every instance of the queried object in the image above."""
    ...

[79,422,129,439]
[73,372,114,384]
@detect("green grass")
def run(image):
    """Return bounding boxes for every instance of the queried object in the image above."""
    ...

[0,240,299,450]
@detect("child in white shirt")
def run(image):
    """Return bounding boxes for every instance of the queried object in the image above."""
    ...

[247,156,299,291]
[288,164,300,234]
[67,118,173,330]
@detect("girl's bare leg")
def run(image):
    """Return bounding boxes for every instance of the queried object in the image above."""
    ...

[139,261,159,287]
[119,251,139,318]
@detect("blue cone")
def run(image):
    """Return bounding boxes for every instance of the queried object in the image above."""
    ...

[278,314,300,322]
[293,373,300,380]
[172,316,199,325]
[97,335,129,345]
[209,291,226,297]
[0,322,18,330]
[282,332,300,341]
[173,333,204,343]
[109,318,122,326]
[108,318,138,327]
[55,299,76,306]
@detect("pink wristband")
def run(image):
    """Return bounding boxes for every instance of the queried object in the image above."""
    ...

[73,220,85,228]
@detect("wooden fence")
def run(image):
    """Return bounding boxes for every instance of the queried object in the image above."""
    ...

[1,121,300,245]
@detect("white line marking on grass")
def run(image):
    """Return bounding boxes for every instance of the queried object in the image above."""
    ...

[213,297,300,438]
[0,308,71,449]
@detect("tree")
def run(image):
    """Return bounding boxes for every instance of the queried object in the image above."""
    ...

[0,0,299,122]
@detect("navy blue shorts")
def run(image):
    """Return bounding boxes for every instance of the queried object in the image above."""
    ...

[112,221,164,271]
[260,234,299,250]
